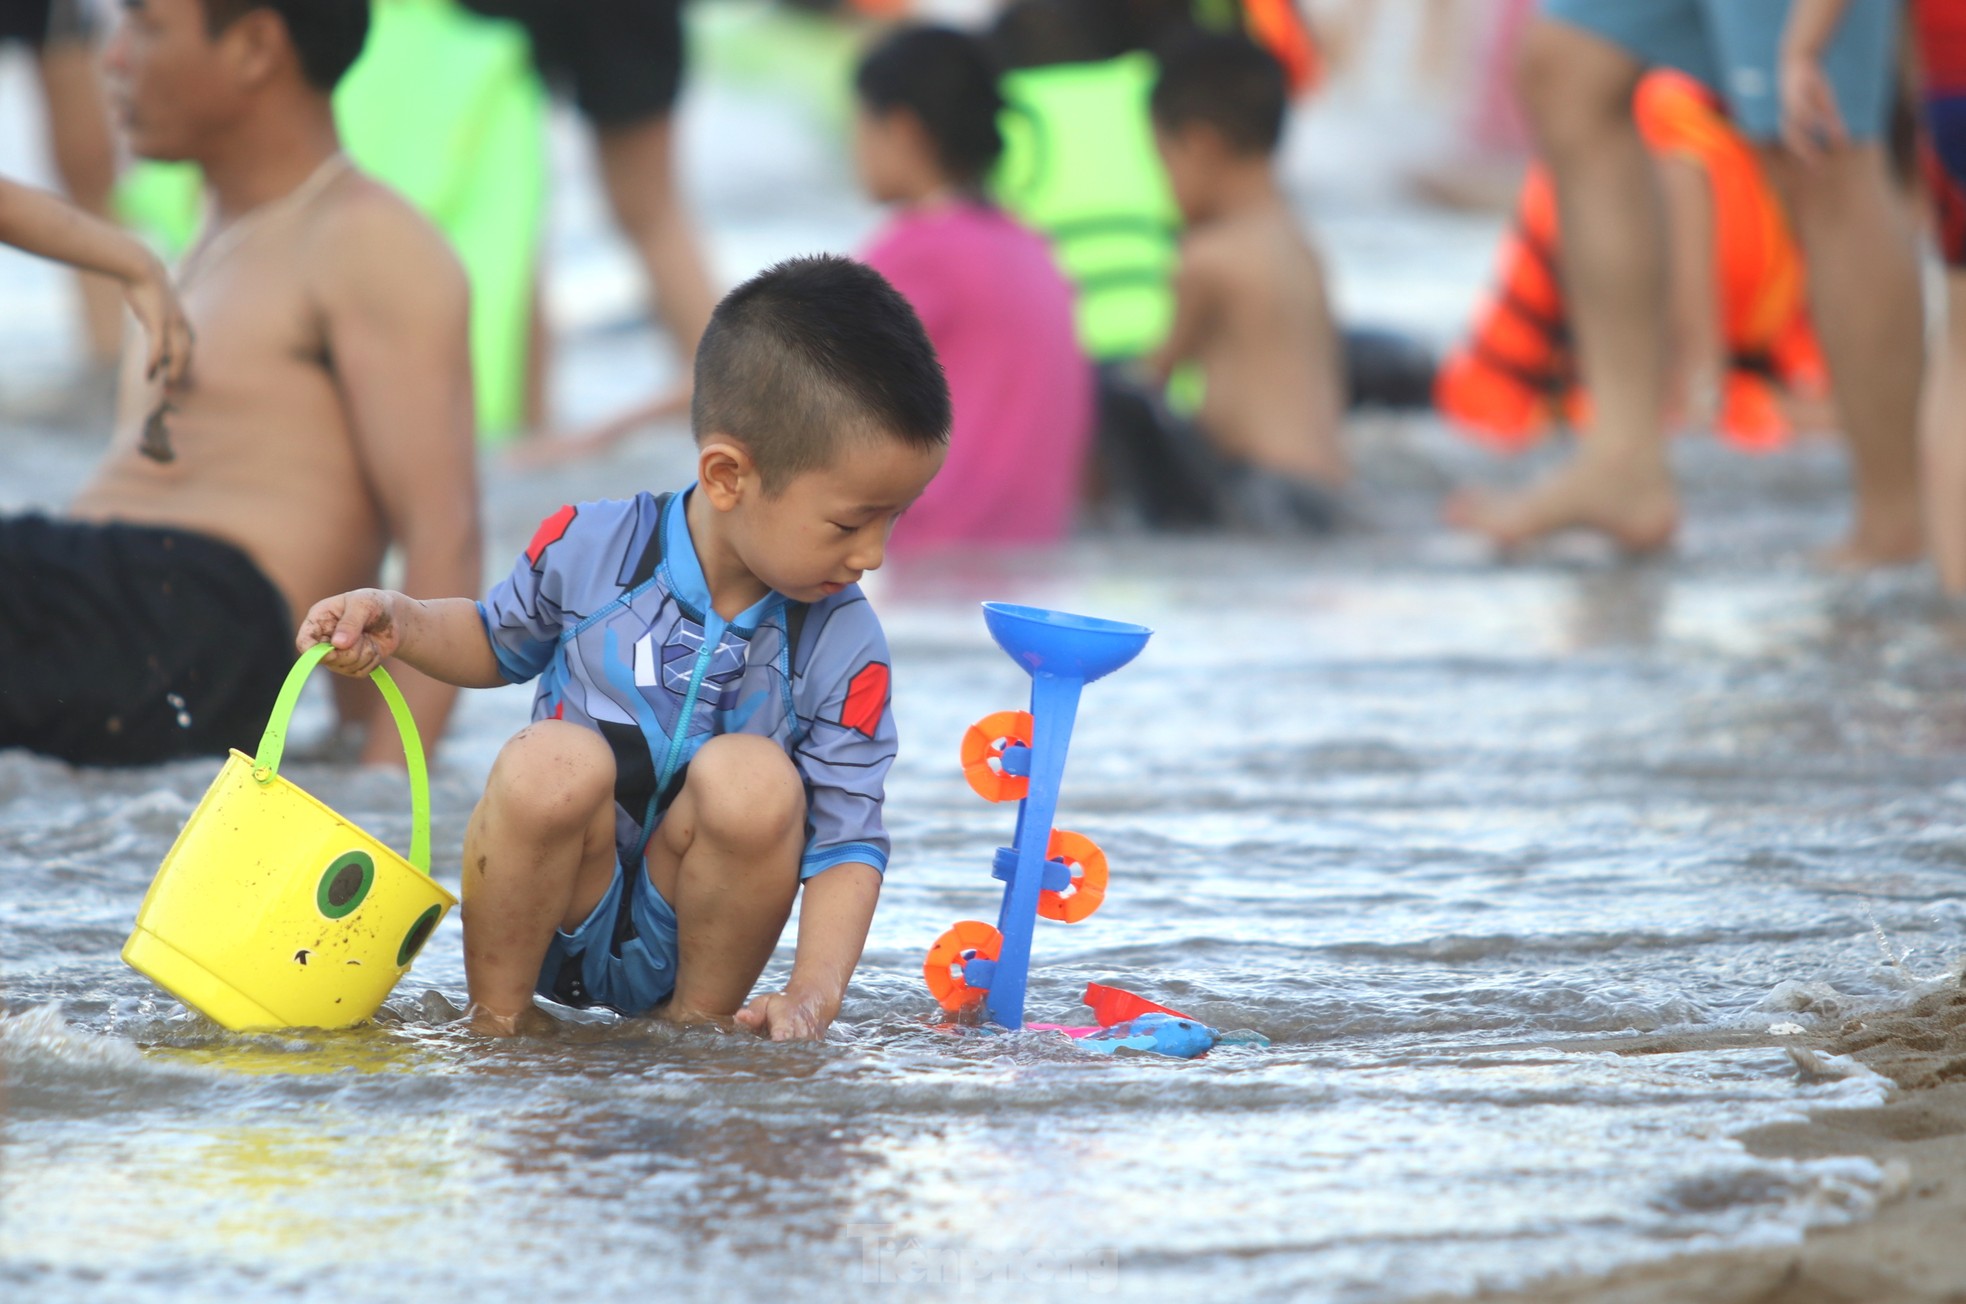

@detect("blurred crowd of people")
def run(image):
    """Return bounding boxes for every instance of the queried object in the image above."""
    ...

[3,0,1965,765]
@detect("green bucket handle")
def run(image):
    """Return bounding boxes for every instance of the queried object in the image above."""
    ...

[250,642,431,875]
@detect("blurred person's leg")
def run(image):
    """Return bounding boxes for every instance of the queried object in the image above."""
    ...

[34,1,122,364]
[1657,152,1723,429]
[467,0,715,437]
[595,111,715,359]
[1762,143,1924,565]
[1926,270,1966,593]
[563,0,714,361]
[1714,0,1922,566]
[1921,92,1966,593]
[1449,5,1705,550]
[524,269,550,430]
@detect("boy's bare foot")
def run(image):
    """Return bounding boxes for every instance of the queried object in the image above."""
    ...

[654,1002,734,1033]
[465,1002,561,1038]
[1444,454,1679,554]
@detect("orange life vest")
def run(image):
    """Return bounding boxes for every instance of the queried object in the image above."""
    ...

[1436,70,1825,453]
[1242,0,1321,97]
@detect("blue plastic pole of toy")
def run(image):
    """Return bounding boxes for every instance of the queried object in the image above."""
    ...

[978,603,1151,1029]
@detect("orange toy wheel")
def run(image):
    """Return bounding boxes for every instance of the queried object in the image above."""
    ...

[960,710,1033,803]
[924,920,1003,1011]
[1037,829,1108,923]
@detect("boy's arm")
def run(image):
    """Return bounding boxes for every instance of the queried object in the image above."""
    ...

[298,590,507,690]
[313,190,484,762]
[1779,0,1853,164]
[0,176,190,386]
[735,862,881,1040]
[739,600,897,1039]
[1146,242,1220,386]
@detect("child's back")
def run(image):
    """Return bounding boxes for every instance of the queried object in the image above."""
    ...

[1151,33,1348,508]
[1173,196,1344,485]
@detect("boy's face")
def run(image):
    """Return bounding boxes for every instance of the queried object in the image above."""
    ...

[724,434,947,603]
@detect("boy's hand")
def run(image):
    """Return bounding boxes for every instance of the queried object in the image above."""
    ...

[735,985,839,1042]
[297,588,404,677]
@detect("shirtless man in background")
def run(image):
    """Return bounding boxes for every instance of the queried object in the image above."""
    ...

[0,0,479,767]
[1148,33,1348,529]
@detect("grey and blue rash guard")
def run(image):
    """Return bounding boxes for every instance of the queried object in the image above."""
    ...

[476,487,896,880]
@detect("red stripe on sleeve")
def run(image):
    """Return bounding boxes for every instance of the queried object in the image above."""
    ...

[526,504,578,566]
[841,662,890,738]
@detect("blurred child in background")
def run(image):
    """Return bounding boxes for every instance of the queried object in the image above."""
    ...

[1145,33,1347,530]
[853,24,1093,550]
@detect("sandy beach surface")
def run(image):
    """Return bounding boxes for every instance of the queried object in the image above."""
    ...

[1440,980,1966,1304]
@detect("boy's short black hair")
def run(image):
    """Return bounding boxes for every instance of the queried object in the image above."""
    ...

[692,255,951,492]
[1151,33,1287,156]
[855,26,1005,188]
[201,0,370,92]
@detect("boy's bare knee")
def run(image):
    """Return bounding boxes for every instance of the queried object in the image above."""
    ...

[1516,20,1642,157]
[683,734,804,853]
[486,720,615,834]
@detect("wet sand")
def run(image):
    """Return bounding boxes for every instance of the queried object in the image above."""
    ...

[1439,977,1966,1304]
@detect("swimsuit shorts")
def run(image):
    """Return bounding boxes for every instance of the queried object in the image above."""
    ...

[0,515,292,766]
[457,0,685,126]
[1927,99,1966,266]
[1094,367,1342,535]
[537,849,681,1015]
[0,0,95,47]
[1540,0,1901,142]
[1918,0,1966,265]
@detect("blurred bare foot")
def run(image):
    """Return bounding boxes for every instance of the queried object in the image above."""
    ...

[1816,505,1923,571]
[466,1002,561,1037]
[1444,454,1678,554]
[654,1002,733,1032]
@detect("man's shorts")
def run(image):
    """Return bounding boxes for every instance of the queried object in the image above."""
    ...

[457,0,685,127]
[537,850,681,1015]
[0,516,292,766]
[1541,0,1901,142]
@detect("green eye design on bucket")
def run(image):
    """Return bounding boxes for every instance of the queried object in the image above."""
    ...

[317,851,376,919]
[398,905,441,967]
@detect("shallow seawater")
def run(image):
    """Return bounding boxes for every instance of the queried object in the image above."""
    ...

[5,32,1966,1301]
[5,460,1965,1301]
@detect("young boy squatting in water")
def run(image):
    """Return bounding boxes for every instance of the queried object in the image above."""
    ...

[297,256,950,1039]
[1148,34,1348,519]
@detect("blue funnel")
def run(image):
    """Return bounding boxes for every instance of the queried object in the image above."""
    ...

[982,603,1152,683]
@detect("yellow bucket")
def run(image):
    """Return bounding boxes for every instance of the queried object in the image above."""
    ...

[122,644,457,1031]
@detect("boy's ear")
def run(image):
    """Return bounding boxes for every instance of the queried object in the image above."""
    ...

[697,437,756,509]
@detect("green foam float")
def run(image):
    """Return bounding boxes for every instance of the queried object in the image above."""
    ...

[993,52,1182,364]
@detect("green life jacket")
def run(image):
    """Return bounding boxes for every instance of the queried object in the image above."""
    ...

[115,0,546,439]
[991,52,1181,363]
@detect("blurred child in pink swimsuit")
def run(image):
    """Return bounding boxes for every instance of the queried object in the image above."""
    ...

[853,24,1094,551]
